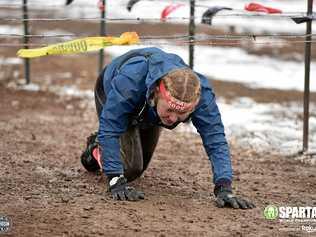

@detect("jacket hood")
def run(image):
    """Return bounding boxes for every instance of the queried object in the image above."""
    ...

[104,47,209,100]
[125,47,190,99]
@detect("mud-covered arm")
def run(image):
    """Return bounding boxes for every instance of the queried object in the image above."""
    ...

[191,86,233,186]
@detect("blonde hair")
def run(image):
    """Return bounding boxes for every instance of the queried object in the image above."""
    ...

[161,68,201,103]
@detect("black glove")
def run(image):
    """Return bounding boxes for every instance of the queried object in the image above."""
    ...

[214,185,255,209]
[108,175,144,201]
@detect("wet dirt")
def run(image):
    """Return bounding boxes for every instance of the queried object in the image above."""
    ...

[1,82,316,237]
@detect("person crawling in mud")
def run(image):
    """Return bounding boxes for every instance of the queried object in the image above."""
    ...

[80,47,255,209]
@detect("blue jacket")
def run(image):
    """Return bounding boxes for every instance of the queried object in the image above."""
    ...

[98,47,232,185]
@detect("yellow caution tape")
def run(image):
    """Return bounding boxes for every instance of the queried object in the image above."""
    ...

[17,32,139,58]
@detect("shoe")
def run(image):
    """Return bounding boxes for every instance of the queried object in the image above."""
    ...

[80,133,102,172]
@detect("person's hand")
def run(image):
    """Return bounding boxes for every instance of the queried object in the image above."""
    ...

[109,175,144,201]
[214,186,255,209]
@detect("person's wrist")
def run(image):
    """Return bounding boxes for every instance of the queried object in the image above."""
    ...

[214,178,232,196]
[107,174,124,189]
[107,174,123,181]
[108,175,127,192]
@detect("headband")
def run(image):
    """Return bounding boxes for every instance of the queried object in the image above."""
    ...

[159,80,195,112]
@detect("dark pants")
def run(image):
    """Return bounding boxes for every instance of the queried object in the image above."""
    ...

[94,73,161,181]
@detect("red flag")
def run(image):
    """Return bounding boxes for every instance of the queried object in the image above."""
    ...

[161,3,185,21]
[245,3,282,14]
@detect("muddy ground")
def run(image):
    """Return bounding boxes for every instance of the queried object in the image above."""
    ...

[1,6,316,237]
[1,80,316,237]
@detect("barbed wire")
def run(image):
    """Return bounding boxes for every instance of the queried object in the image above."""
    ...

[0,33,79,38]
[0,13,311,23]
[0,0,175,7]
[0,2,309,13]
[0,6,310,18]
[0,2,310,13]
[0,3,314,47]
[1,39,316,48]
[0,33,314,40]
[0,3,103,9]
[144,33,316,40]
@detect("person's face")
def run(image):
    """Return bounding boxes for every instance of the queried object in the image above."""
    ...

[156,94,196,126]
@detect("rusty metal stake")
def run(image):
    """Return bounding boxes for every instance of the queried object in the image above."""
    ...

[302,0,313,152]
[189,0,195,69]
[99,0,106,73]
[23,0,30,84]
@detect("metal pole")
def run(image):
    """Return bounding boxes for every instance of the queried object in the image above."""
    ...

[302,0,313,152]
[99,0,106,73]
[23,0,30,84]
[189,0,195,69]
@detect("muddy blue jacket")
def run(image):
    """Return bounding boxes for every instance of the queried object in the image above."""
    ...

[98,47,232,185]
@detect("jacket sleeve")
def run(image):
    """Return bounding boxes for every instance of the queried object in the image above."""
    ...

[97,58,148,176]
[191,86,233,185]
